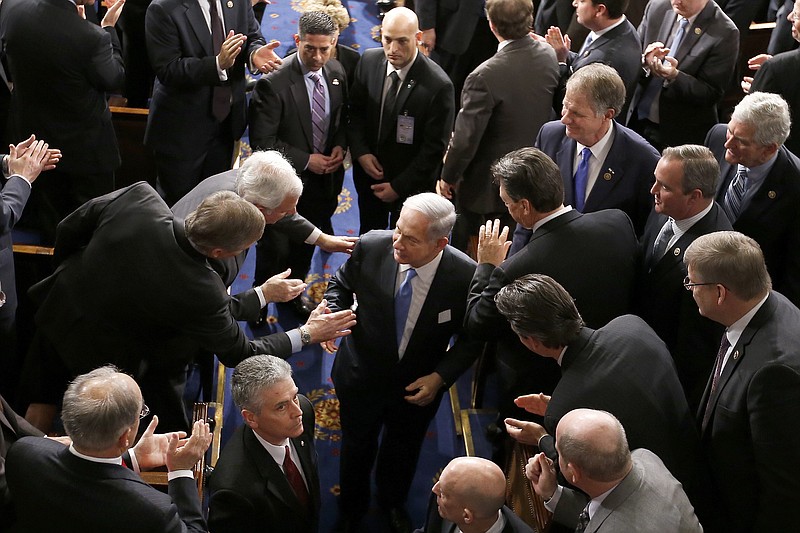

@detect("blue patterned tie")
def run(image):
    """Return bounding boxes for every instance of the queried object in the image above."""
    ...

[395,268,417,347]
[574,147,592,212]
[309,72,327,154]
[637,17,689,120]
[723,165,749,222]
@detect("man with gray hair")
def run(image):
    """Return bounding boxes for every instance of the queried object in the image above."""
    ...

[635,144,732,411]
[705,91,800,306]
[324,192,480,532]
[684,230,800,531]
[23,182,356,433]
[208,355,320,532]
[7,366,212,531]
[526,408,702,532]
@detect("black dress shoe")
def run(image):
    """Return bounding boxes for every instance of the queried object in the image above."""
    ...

[384,506,412,533]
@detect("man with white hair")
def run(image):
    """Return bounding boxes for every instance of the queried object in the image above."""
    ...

[704,91,800,306]
[325,192,480,532]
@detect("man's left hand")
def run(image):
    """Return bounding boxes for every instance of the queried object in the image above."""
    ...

[316,233,358,254]
[132,415,189,471]
[504,417,547,446]
[477,219,511,266]
[253,41,282,74]
[371,182,399,203]
[404,373,444,406]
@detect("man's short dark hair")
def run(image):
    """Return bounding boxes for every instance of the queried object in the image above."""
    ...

[591,0,629,19]
[495,274,584,348]
[491,147,564,212]
[485,0,533,40]
[298,11,337,39]
[661,145,719,197]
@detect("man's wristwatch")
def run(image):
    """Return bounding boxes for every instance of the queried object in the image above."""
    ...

[299,326,312,346]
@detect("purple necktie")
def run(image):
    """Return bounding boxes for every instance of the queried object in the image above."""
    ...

[309,72,327,154]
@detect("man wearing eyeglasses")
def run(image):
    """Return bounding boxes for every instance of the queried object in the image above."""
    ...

[634,144,732,412]
[683,231,800,532]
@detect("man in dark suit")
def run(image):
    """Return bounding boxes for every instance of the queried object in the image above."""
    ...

[636,145,732,411]
[684,231,800,531]
[527,409,702,533]
[465,147,637,429]
[534,64,658,237]
[1,394,43,530]
[7,366,212,532]
[23,183,356,432]
[416,0,497,106]
[324,193,480,532]
[417,457,533,533]
[250,12,348,310]
[0,137,54,400]
[704,92,800,307]
[543,0,643,109]
[438,0,559,252]
[0,0,125,244]
[627,0,739,149]
[496,274,709,522]
[144,0,281,205]
[348,7,455,232]
[208,355,320,533]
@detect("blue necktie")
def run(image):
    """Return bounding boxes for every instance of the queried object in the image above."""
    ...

[637,17,689,120]
[723,165,749,222]
[574,147,592,212]
[394,268,417,347]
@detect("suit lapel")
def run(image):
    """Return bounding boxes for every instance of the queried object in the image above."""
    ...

[557,135,577,206]
[243,427,305,513]
[221,0,236,35]
[674,2,713,63]
[289,57,315,151]
[323,62,344,148]
[394,54,424,116]
[182,0,213,56]
[739,149,789,222]
[292,433,319,511]
[587,460,643,532]
[585,125,625,211]
[642,212,668,270]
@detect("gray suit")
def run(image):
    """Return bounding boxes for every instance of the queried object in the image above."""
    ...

[553,449,702,533]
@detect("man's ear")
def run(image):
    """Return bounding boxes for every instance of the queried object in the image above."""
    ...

[241,408,258,429]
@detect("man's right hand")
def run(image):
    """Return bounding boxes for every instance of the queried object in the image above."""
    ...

[259,268,306,303]
[421,28,436,55]
[545,26,571,63]
[476,219,511,266]
[307,153,331,175]
[101,0,125,28]
[303,298,356,343]
[8,137,49,183]
[514,393,551,416]
[165,419,212,472]
[526,452,557,500]
[14,135,61,171]
[357,154,384,180]
[218,31,247,70]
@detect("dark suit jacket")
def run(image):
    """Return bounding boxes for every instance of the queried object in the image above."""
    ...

[698,292,800,532]
[30,183,291,427]
[552,449,702,533]
[630,0,739,146]
[325,231,480,393]
[535,120,659,236]
[441,36,559,215]
[208,396,320,533]
[249,54,347,183]
[0,0,123,174]
[561,18,642,109]
[635,203,732,410]
[706,123,800,306]
[0,175,29,326]
[465,209,638,417]
[0,396,42,530]
[750,48,800,157]
[543,316,707,511]
[415,0,485,56]
[144,0,265,156]
[348,49,455,200]
[415,502,533,533]
[7,436,206,532]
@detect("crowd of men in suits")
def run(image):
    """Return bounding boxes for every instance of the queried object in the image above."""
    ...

[1,0,800,531]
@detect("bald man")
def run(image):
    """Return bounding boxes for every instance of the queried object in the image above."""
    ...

[419,457,533,533]
[348,7,455,231]
[527,408,701,533]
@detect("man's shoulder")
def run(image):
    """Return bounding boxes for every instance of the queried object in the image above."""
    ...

[538,120,568,142]
[209,426,256,487]
[409,53,453,87]
[613,123,660,158]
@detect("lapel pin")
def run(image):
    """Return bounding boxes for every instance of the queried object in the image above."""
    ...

[768,190,777,199]
[332,78,340,85]
[673,247,680,256]
[603,169,614,181]
[694,27,701,35]
[300,440,305,447]
[582,50,591,57]
[733,350,740,360]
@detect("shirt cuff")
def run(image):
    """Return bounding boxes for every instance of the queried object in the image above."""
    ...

[167,470,194,481]
[215,56,228,82]
[287,329,303,353]
[305,228,323,245]
[256,286,267,308]
[543,485,563,512]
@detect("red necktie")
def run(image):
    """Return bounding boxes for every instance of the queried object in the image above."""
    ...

[284,445,310,508]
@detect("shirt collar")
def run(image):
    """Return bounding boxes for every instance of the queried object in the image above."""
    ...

[398,249,444,283]
[532,205,573,232]
[252,429,291,465]
[742,151,779,185]
[69,444,123,465]
[725,293,770,348]
[576,119,615,157]
[385,52,417,82]
[590,15,627,39]
[672,200,714,234]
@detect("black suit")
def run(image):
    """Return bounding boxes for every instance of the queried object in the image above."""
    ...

[208,396,320,533]
[0,395,42,531]
[699,292,800,532]
[0,0,123,242]
[706,123,800,307]
[28,182,291,430]
[249,54,347,283]
[635,203,732,411]
[466,209,638,422]
[348,49,455,231]
[749,48,800,157]
[144,0,266,204]
[324,231,480,516]
[415,502,533,533]
[7,436,206,532]
[541,316,709,520]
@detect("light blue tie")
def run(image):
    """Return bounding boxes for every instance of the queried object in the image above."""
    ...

[395,268,417,346]
[574,147,592,212]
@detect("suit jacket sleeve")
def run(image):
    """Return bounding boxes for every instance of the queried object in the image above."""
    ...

[750,56,781,93]
[208,487,261,533]
[88,27,125,91]
[552,487,589,529]
[228,288,261,321]
[0,175,31,233]
[324,237,361,312]
[415,0,437,30]
[346,58,373,162]
[145,3,222,88]
[748,362,800,530]
[441,69,494,185]
[464,262,512,341]
[166,476,208,533]
[249,76,311,170]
